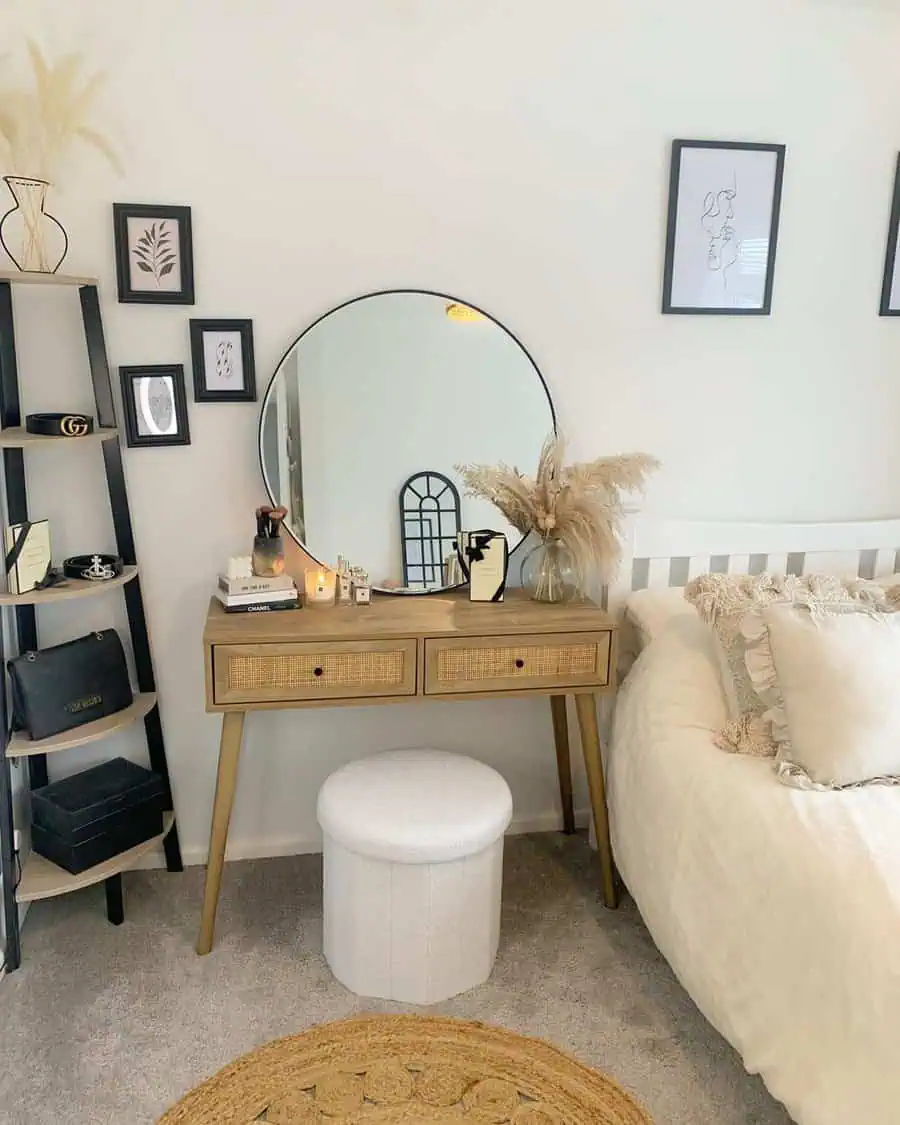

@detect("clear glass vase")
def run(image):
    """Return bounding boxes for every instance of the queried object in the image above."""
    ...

[0,176,69,273]
[519,537,578,603]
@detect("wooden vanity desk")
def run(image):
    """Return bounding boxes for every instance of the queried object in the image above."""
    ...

[198,589,619,954]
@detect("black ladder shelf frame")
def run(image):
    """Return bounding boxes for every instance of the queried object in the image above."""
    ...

[0,277,182,974]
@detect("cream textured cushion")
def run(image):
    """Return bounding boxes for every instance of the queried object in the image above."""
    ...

[684,572,887,757]
[625,586,699,651]
[750,603,900,789]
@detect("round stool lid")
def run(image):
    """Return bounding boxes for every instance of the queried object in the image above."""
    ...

[317,749,513,863]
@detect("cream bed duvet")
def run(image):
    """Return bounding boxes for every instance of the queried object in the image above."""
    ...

[607,613,900,1125]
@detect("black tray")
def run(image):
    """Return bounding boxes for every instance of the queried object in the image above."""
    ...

[31,807,165,874]
[32,757,166,843]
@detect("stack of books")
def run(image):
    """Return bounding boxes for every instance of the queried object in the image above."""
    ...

[216,573,299,613]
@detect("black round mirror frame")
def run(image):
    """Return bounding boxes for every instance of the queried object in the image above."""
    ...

[257,288,557,596]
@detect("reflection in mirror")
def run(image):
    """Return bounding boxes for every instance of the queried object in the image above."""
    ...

[259,291,555,593]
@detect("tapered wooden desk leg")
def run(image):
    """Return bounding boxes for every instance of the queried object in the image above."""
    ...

[196,710,246,955]
[550,695,575,834]
[574,693,619,908]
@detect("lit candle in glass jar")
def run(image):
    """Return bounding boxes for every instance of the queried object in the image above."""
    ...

[304,567,335,607]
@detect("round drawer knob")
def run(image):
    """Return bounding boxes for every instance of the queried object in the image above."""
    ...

[314,666,324,678]
[514,658,525,669]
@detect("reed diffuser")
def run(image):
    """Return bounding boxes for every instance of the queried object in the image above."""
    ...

[457,435,658,603]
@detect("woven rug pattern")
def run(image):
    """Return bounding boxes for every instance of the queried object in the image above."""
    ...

[158,1014,652,1125]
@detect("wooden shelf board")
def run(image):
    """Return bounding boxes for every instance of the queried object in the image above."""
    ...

[16,813,174,903]
[0,564,138,606]
[0,426,118,448]
[6,693,157,759]
[0,270,98,288]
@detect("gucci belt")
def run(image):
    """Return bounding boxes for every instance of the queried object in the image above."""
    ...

[26,413,95,437]
[62,554,124,581]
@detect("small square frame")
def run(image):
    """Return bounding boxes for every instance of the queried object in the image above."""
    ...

[189,318,257,402]
[113,203,195,305]
[119,364,191,447]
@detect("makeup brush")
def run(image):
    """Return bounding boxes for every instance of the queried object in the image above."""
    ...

[268,506,288,537]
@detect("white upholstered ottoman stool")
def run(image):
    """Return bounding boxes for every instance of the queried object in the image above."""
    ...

[317,748,513,1004]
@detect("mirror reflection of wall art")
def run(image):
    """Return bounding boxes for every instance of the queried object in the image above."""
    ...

[879,154,900,316]
[662,140,786,316]
[119,364,191,447]
[113,202,195,305]
[189,318,257,402]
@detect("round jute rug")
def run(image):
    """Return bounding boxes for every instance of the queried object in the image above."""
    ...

[157,1014,653,1125]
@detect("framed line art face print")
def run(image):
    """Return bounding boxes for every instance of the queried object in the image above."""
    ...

[662,140,786,315]
[119,365,191,447]
[189,319,257,402]
[113,203,195,304]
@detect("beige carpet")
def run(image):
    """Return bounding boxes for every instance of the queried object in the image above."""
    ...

[0,833,792,1125]
[158,1013,652,1124]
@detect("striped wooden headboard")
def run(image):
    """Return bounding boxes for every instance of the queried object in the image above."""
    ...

[606,515,900,614]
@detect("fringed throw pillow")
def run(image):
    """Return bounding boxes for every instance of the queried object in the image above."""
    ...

[683,572,888,757]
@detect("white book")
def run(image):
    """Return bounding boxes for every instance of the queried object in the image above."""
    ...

[217,573,295,596]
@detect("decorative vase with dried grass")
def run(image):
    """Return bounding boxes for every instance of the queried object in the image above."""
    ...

[457,435,659,603]
[0,41,121,273]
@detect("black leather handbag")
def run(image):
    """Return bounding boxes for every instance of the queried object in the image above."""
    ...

[7,629,133,741]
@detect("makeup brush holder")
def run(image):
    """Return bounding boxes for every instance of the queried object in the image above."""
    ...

[252,535,285,577]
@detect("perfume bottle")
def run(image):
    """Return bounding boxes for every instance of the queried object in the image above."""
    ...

[336,556,353,605]
[351,567,371,605]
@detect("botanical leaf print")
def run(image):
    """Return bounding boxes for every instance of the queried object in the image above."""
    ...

[132,221,177,284]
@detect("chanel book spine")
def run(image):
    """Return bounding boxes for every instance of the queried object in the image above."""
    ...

[221,599,299,614]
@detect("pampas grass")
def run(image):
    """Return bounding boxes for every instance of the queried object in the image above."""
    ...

[457,435,659,587]
[0,41,121,179]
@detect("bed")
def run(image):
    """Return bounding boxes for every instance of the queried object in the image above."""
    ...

[604,515,900,1125]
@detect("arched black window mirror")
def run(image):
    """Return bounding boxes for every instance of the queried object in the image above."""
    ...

[399,471,462,589]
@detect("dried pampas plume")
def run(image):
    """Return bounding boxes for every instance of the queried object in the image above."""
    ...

[0,40,122,179]
[456,434,659,585]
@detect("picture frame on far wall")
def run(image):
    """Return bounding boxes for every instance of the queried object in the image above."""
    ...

[119,365,191,447]
[879,154,900,316]
[189,319,257,402]
[662,140,786,316]
[113,203,195,305]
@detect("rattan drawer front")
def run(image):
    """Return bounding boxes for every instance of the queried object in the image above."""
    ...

[213,640,417,704]
[424,631,611,696]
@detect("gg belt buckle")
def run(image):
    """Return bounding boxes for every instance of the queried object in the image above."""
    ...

[60,415,91,437]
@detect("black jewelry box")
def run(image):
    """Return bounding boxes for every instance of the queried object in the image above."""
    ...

[31,758,167,874]
[32,807,164,874]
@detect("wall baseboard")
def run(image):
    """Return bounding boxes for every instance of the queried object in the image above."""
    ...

[137,807,592,869]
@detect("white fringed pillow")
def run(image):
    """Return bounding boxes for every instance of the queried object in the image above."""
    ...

[745,602,900,789]
[684,572,888,757]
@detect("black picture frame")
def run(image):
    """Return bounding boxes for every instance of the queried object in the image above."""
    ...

[662,140,786,316]
[113,203,195,305]
[119,365,191,447]
[880,155,900,316]
[189,318,257,402]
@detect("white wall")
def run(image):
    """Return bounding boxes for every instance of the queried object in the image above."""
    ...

[1,0,900,864]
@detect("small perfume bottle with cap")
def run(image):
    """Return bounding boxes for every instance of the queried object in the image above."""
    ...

[351,567,371,605]
[336,556,353,605]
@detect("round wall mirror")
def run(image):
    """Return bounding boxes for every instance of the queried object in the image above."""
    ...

[259,290,555,594]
